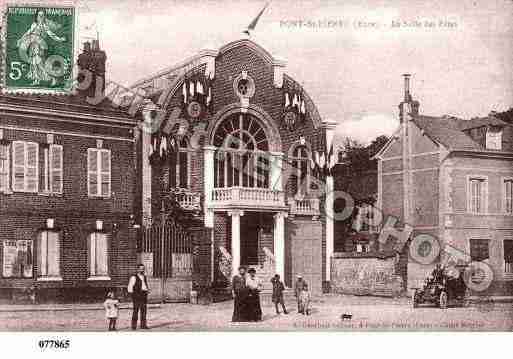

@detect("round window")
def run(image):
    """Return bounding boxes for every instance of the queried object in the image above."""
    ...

[233,73,255,99]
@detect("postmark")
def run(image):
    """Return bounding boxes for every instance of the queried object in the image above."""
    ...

[2,4,75,93]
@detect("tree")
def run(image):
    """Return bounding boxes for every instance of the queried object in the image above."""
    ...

[337,135,389,173]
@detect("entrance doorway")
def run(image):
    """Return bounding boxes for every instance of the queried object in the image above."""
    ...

[240,213,259,265]
[238,212,274,266]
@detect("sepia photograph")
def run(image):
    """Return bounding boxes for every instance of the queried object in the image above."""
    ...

[0,0,511,352]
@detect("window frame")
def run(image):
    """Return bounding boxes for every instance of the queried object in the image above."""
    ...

[466,175,488,215]
[469,238,490,262]
[485,126,503,150]
[290,144,311,196]
[87,148,111,198]
[503,239,513,278]
[0,142,11,193]
[503,177,513,215]
[11,140,39,193]
[175,139,190,189]
[37,230,62,281]
[87,232,110,280]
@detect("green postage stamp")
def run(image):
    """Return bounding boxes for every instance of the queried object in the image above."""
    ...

[3,5,75,92]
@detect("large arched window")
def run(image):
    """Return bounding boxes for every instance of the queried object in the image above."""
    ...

[213,114,270,188]
[291,145,310,195]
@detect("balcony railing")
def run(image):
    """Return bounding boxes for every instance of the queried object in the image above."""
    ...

[289,197,321,217]
[168,190,201,211]
[210,187,286,210]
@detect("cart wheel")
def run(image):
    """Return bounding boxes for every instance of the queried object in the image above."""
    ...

[412,290,418,308]
[439,291,448,309]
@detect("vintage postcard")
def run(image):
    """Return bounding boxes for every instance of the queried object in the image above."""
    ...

[0,0,512,349]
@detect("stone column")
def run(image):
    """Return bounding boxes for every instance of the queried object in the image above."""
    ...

[228,210,244,277]
[204,146,216,228]
[273,211,287,279]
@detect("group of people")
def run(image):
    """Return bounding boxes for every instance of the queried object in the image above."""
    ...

[102,263,313,330]
[232,266,264,322]
[232,266,312,322]
[103,264,150,331]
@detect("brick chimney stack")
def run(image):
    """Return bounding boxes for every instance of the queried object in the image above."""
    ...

[398,74,420,122]
[77,39,107,99]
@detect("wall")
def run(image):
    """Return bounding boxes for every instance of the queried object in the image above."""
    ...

[331,253,403,297]
[0,99,138,303]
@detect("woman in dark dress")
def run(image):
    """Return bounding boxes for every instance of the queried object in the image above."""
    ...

[245,268,262,321]
[232,266,248,322]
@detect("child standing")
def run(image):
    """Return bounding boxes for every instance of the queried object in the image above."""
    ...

[299,283,311,315]
[271,274,288,315]
[103,291,119,331]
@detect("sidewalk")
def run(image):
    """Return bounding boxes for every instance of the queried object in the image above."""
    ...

[0,302,162,313]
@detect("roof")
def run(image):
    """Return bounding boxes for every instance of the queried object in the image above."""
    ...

[458,116,509,130]
[0,92,131,119]
[412,115,482,151]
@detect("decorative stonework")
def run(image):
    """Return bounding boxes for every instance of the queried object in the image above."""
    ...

[233,71,255,111]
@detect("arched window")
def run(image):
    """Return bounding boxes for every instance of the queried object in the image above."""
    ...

[213,114,270,188]
[291,145,310,195]
[170,138,189,189]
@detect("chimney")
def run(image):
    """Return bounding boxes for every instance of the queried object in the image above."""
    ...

[403,73,411,101]
[398,74,420,122]
[77,39,107,100]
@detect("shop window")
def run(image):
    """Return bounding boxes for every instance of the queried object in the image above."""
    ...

[2,239,33,278]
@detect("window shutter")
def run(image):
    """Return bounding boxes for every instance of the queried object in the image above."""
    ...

[0,144,10,191]
[47,232,60,277]
[96,233,108,276]
[12,141,25,191]
[50,145,63,193]
[88,149,98,196]
[25,142,38,192]
[100,150,111,197]
[39,232,48,276]
[89,233,96,275]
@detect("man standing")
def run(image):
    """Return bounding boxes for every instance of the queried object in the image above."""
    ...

[294,275,307,313]
[271,274,288,315]
[232,266,247,322]
[127,264,150,330]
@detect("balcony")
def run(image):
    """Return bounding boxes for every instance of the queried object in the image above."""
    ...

[210,187,287,211]
[289,197,321,217]
[165,190,201,211]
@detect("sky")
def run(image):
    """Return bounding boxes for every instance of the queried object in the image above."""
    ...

[69,0,513,144]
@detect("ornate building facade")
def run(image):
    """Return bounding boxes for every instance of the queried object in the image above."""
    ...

[132,38,337,295]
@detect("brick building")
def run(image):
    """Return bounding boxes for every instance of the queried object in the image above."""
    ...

[373,75,513,296]
[0,40,139,303]
[131,38,337,297]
